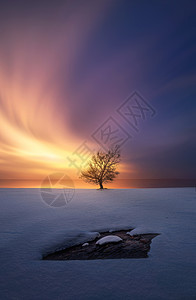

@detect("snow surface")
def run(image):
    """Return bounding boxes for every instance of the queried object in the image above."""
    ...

[127,227,158,236]
[82,242,89,247]
[0,188,196,299]
[96,235,122,245]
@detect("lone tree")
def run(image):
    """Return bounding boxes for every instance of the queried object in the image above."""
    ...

[80,146,120,189]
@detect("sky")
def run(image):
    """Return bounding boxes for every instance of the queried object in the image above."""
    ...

[0,0,195,187]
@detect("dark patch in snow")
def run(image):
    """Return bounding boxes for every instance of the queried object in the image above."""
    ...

[43,230,159,260]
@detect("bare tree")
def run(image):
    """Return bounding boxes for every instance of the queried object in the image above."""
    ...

[80,146,120,189]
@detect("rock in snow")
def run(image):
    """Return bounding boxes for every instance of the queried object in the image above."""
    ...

[96,235,122,245]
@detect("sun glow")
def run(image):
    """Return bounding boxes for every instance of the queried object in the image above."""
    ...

[0,38,76,180]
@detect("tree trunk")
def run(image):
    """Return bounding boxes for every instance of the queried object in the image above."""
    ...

[99,182,103,189]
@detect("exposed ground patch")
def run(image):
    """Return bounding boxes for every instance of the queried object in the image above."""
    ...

[43,230,159,260]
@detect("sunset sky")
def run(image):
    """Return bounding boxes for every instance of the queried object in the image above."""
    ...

[0,0,195,187]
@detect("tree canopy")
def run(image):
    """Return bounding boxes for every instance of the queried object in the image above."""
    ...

[80,146,120,189]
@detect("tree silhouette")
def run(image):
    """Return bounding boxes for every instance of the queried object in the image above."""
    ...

[80,146,120,189]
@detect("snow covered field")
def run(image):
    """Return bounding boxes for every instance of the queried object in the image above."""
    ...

[0,188,196,300]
